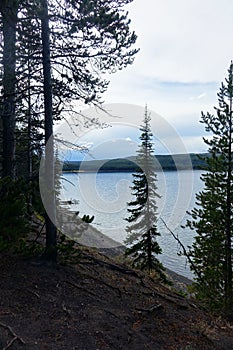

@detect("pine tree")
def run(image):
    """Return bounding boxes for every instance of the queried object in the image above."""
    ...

[125,107,166,280]
[0,0,138,259]
[0,0,138,178]
[39,0,57,262]
[185,63,233,317]
[0,0,19,179]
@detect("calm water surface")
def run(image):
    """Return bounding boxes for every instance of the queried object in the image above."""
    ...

[61,170,204,279]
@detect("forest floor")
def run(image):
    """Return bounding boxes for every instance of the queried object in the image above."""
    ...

[0,246,233,350]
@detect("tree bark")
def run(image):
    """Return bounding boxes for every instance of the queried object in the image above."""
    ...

[225,77,233,317]
[40,0,57,262]
[0,0,19,179]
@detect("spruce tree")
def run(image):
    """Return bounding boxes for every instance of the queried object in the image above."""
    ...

[185,63,233,317]
[125,107,166,280]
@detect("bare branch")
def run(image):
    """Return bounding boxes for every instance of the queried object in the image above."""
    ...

[159,217,203,281]
[0,322,25,350]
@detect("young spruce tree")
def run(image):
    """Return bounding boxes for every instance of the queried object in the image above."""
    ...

[185,63,233,317]
[125,107,166,281]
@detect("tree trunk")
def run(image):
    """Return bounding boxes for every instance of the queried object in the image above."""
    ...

[0,115,2,178]
[40,0,57,262]
[0,0,19,179]
[225,86,233,318]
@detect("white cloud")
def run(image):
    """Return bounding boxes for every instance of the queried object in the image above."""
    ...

[57,1,232,156]
[125,0,233,83]
[84,139,138,160]
[181,136,207,154]
[100,0,232,153]
[197,93,206,100]
[189,92,207,101]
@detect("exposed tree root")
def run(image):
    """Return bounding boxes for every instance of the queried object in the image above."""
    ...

[0,322,25,350]
[65,280,98,297]
[135,303,163,314]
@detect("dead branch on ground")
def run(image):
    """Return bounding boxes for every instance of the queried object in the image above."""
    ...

[0,322,25,350]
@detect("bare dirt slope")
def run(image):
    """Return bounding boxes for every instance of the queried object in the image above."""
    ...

[0,249,233,350]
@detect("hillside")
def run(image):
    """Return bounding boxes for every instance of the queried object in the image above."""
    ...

[0,247,233,350]
[63,153,208,172]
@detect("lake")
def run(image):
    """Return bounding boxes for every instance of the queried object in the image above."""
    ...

[60,170,204,279]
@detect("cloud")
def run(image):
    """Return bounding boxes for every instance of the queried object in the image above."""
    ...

[102,0,231,153]
[197,93,206,100]
[189,92,207,101]
[181,136,207,153]
[125,0,233,83]
[55,104,210,159]
[84,139,138,160]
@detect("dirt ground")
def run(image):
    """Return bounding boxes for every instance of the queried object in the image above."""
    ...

[0,248,233,350]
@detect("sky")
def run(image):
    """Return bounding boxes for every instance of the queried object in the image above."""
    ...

[57,0,233,161]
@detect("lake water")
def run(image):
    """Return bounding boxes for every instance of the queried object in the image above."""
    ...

[60,170,204,279]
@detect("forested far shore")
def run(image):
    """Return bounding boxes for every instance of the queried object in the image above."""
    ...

[62,153,209,172]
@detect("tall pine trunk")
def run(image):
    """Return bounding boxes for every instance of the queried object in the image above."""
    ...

[0,0,19,179]
[225,84,233,317]
[40,0,57,262]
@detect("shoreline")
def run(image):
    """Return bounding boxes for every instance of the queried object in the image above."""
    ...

[98,245,193,290]
[62,168,202,174]
[67,221,193,289]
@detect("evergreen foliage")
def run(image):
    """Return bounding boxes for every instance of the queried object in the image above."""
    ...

[185,63,233,317]
[0,173,45,254]
[0,177,29,250]
[124,107,166,281]
[0,0,138,260]
[0,0,138,177]
[0,0,19,178]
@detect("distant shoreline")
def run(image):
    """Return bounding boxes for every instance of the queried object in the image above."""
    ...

[62,168,203,174]
[62,153,208,173]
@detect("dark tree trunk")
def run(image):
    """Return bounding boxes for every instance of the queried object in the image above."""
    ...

[0,0,19,179]
[225,90,233,318]
[40,0,57,262]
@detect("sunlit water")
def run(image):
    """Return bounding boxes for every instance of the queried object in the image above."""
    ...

[60,170,204,279]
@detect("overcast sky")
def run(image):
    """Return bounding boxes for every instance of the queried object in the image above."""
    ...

[58,0,233,161]
[99,0,233,154]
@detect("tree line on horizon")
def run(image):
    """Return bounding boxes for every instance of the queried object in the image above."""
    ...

[62,152,209,172]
